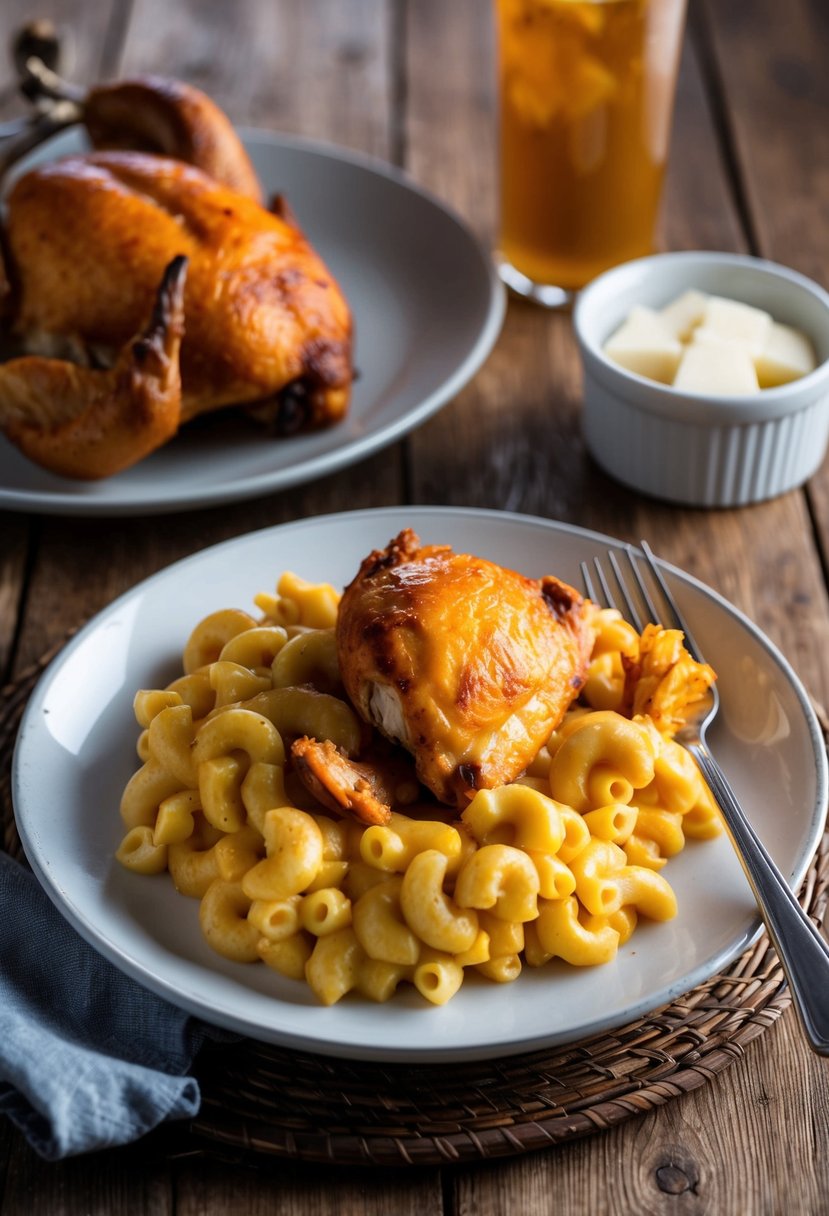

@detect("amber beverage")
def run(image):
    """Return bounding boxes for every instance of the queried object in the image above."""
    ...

[495,0,686,302]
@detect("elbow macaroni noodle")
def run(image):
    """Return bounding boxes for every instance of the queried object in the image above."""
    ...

[117,575,722,1007]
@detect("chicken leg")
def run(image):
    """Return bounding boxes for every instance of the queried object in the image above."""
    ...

[0,256,187,479]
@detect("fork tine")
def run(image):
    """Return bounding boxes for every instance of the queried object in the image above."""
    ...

[584,541,709,675]
[592,556,617,612]
[581,551,644,631]
[582,556,620,615]
[639,540,705,663]
[579,560,598,604]
[609,548,646,632]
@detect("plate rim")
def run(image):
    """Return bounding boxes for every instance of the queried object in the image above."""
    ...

[0,130,506,516]
[12,506,829,1061]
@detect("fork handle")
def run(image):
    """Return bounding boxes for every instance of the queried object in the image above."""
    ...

[688,740,829,1056]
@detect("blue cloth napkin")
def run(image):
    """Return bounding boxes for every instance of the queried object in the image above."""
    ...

[0,850,212,1160]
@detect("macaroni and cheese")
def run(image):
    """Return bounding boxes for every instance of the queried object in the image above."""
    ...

[117,569,720,1006]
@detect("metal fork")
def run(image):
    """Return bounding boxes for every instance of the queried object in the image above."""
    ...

[582,541,829,1056]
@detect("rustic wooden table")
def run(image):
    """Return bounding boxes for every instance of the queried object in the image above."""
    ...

[1,0,828,1212]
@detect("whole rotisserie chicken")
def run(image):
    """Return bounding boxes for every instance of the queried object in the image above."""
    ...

[336,530,595,807]
[0,76,353,479]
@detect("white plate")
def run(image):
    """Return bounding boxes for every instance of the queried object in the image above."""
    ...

[0,131,505,516]
[12,508,827,1062]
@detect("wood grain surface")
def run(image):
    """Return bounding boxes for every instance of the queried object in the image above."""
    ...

[1,1,827,1212]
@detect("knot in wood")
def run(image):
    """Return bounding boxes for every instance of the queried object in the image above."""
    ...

[655,1162,697,1195]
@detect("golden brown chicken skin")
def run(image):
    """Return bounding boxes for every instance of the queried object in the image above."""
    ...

[336,530,595,807]
[0,255,186,480]
[83,75,263,203]
[3,151,351,435]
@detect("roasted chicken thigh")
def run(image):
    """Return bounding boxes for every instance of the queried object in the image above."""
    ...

[336,530,595,807]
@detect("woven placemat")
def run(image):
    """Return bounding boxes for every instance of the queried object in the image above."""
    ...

[2,651,827,1167]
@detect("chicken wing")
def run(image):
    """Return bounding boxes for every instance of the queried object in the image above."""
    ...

[336,530,595,807]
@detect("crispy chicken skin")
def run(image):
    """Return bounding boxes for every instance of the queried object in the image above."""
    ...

[0,77,353,478]
[336,530,595,807]
[5,153,351,423]
[83,76,263,203]
[0,255,186,480]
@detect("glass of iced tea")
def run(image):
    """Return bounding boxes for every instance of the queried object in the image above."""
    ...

[495,0,687,306]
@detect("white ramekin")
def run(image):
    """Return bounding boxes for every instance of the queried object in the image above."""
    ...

[573,252,829,507]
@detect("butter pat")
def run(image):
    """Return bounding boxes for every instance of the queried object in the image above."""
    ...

[700,296,772,355]
[755,322,816,388]
[603,289,818,394]
[603,306,682,384]
[659,289,709,342]
[673,336,760,396]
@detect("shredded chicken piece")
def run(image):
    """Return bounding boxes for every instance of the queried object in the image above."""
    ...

[627,624,717,734]
[291,736,421,826]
